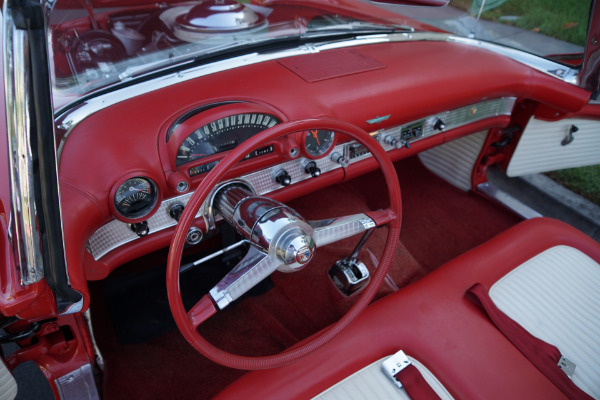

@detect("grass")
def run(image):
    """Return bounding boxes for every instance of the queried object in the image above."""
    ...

[546,165,600,206]
[450,0,591,46]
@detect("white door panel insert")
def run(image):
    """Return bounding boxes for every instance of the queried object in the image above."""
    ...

[507,117,600,177]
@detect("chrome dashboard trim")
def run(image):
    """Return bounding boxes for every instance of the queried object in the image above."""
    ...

[446,36,579,85]
[87,97,516,260]
[87,190,205,259]
[56,32,576,159]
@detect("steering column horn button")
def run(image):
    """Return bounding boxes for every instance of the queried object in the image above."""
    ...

[278,231,315,267]
[213,185,316,273]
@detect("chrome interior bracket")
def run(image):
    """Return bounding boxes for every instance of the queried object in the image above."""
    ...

[382,350,411,389]
[558,355,576,377]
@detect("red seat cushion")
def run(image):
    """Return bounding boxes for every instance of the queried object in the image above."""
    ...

[214,218,600,400]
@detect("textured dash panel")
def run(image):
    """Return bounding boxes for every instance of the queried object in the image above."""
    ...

[507,118,600,177]
[312,356,454,400]
[418,130,488,191]
[490,246,600,399]
[0,358,17,400]
[279,49,386,82]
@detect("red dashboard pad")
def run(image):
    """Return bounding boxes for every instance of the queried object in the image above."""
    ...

[278,48,386,82]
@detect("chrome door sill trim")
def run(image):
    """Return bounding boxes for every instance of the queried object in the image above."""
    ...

[477,182,543,219]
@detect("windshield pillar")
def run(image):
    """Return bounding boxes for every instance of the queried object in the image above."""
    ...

[3,0,82,313]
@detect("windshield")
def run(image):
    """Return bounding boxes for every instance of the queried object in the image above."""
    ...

[391,0,590,61]
[48,0,592,110]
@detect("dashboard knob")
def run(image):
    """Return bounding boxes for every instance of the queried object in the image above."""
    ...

[275,170,292,186]
[186,227,203,245]
[383,134,401,149]
[169,203,185,221]
[330,151,349,167]
[433,118,446,131]
[130,221,149,237]
[304,161,321,177]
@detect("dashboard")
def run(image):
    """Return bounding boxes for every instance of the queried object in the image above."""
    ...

[56,37,591,287]
[88,97,516,261]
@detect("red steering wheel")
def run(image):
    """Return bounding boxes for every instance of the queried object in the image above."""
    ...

[167,118,401,370]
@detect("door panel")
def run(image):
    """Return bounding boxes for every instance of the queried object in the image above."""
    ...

[507,117,600,176]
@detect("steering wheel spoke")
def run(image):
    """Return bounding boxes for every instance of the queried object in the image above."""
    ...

[209,246,283,310]
[310,213,377,247]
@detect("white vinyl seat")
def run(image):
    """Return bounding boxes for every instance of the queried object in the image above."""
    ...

[312,355,454,400]
[489,245,600,399]
[313,245,600,400]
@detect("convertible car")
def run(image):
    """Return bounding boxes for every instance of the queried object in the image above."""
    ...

[1,0,599,399]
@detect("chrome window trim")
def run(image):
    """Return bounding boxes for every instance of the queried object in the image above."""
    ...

[55,32,578,159]
[3,8,45,284]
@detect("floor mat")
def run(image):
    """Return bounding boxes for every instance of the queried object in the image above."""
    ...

[396,157,523,270]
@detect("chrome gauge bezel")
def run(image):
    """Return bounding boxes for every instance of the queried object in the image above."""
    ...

[303,129,335,158]
[175,112,281,167]
[110,174,161,223]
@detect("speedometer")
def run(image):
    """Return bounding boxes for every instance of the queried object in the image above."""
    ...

[176,113,280,166]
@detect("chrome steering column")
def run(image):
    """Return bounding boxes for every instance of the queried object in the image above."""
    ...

[214,185,316,272]
[207,182,377,310]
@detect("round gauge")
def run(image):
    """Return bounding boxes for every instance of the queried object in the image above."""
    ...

[113,177,158,220]
[304,130,335,157]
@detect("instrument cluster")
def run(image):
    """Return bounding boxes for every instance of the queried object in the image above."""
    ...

[109,102,340,223]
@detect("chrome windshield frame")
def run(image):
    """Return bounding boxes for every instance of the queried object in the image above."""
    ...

[3,0,83,315]
[3,6,45,285]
